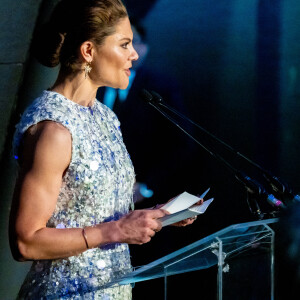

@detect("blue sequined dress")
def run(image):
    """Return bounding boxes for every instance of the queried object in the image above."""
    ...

[13,90,135,299]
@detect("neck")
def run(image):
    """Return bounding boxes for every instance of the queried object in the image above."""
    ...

[51,69,98,107]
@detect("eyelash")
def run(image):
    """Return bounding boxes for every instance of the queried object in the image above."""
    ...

[121,42,130,49]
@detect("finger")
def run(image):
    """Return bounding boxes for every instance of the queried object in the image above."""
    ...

[149,229,156,237]
[195,199,204,205]
[147,218,162,232]
[148,217,163,232]
[172,220,188,227]
[173,218,195,227]
[147,208,169,218]
[178,221,189,226]
[159,209,170,215]
[185,217,197,224]
[154,220,163,232]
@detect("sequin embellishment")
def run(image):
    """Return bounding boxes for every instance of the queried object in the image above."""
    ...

[13,90,135,299]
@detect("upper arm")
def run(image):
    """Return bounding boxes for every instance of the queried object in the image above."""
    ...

[10,121,72,255]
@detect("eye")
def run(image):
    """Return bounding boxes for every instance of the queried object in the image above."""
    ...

[121,42,130,49]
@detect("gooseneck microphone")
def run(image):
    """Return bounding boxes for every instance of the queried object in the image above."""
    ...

[262,172,300,204]
[142,89,299,205]
[140,89,287,219]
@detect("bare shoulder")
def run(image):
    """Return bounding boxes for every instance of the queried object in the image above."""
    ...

[27,121,71,142]
[22,121,72,171]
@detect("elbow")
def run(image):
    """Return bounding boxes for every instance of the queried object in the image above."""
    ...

[9,230,30,262]
[9,238,30,262]
[12,252,27,262]
[10,234,37,261]
[11,225,48,261]
[16,238,33,261]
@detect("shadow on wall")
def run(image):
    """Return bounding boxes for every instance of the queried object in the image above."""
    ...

[0,0,60,298]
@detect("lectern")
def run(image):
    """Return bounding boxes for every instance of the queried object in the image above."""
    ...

[111,218,277,300]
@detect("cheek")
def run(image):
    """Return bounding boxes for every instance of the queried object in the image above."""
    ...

[100,54,124,76]
[111,47,128,68]
[92,48,128,87]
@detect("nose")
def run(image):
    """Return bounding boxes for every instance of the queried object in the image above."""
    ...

[130,45,139,61]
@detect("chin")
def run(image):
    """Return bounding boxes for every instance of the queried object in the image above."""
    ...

[107,76,129,90]
[118,80,130,90]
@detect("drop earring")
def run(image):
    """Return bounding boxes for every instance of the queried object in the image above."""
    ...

[84,61,92,79]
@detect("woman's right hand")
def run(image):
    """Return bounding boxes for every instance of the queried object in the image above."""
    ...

[113,209,168,245]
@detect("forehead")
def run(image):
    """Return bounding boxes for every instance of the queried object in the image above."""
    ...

[110,17,133,41]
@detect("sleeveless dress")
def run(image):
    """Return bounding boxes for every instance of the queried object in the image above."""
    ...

[13,90,135,299]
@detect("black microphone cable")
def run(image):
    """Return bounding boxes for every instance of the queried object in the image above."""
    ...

[140,89,285,219]
[148,89,299,206]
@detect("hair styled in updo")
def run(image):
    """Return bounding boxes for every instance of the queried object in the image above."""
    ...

[32,0,128,70]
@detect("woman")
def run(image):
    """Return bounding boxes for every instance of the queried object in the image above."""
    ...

[9,0,197,299]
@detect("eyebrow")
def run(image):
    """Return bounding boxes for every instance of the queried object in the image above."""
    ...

[119,37,132,42]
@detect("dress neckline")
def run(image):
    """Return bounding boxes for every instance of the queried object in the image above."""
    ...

[45,89,97,110]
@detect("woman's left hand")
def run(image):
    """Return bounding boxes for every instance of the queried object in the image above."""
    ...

[152,197,203,227]
[170,216,198,227]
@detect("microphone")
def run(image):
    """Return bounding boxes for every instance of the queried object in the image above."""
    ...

[263,172,300,204]
[140,88,286,218]
[147,89,298,206]
[235,172,286,210]
[139,89,153,103]
[150,90,163,103]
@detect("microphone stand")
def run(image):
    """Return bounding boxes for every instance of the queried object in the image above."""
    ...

[140,89,285,220]
[149,90,299,206]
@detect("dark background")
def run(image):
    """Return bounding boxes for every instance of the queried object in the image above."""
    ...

[0,0,299,298]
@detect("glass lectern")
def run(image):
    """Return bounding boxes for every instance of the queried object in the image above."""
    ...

[110,218,278,300]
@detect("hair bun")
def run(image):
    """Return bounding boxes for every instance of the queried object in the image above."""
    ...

[31,0,128,70]
[31,22,66,67]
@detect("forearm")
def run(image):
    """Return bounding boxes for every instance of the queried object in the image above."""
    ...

[16,221,119,261]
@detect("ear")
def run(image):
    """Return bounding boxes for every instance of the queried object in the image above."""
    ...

[80,41,95,63]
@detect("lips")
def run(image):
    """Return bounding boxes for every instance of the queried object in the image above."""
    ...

[124,69,131,77]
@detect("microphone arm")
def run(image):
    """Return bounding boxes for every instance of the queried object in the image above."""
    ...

[140,89,285,219]
[147,101,237,173]
[149,90,299,205]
